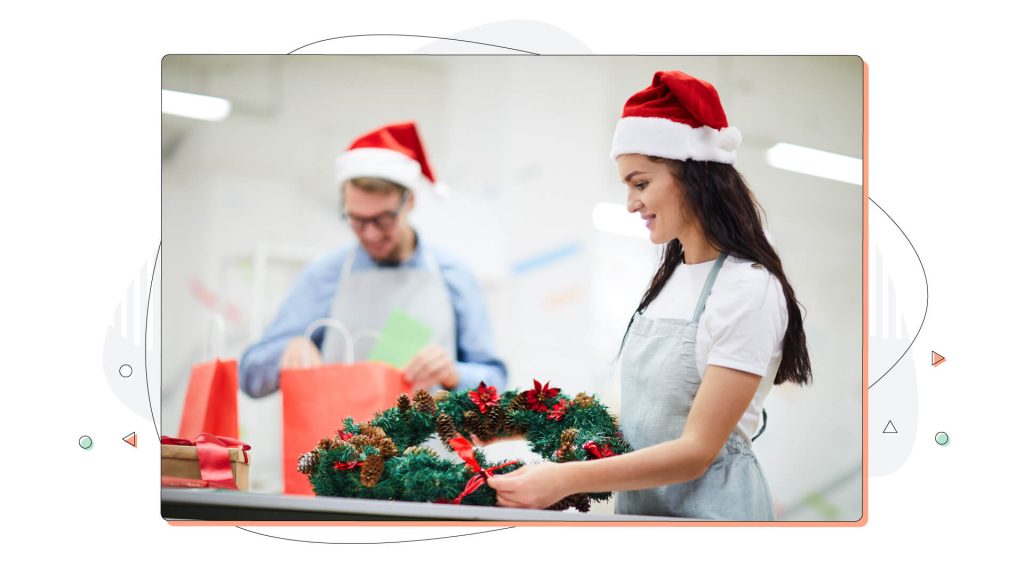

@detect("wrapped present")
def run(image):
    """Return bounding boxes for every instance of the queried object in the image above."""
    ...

[161,434,251,491]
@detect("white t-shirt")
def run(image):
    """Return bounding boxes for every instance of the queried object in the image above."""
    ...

[641,254,788,441]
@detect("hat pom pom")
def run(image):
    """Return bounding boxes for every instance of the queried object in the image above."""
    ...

[433,181,450,198]
[718,126,742,152]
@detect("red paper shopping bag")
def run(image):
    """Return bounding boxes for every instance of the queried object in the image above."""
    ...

[177,359,239,440]
[280,361,410,495]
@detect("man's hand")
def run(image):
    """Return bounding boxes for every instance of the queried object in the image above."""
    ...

[279,337,322,370]
[404,344,459,391]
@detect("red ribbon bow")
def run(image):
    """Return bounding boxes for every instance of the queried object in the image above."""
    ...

[161,433,251,490]
[333,460,362,471]
[442,436,518,505]
[582,440,616,459]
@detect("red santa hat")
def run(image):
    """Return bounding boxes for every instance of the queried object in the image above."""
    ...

[335,122,448,197]
[610,70,741,164]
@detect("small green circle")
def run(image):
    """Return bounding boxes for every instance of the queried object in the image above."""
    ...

[79,435,93,450]
[935,432,949,446]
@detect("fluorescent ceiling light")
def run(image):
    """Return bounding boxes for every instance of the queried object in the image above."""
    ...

[593,202,648,239]
[162,89,232,121]
[766,143,861,185]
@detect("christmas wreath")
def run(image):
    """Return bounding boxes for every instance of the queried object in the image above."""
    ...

[297,380,630,512]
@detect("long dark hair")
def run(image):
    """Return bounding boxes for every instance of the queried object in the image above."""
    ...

[623,158,812,385]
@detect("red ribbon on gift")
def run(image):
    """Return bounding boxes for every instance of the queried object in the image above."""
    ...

[442,436,518,505]
[161,433,251,490]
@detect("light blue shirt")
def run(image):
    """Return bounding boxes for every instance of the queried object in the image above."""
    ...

[239,237,508,398]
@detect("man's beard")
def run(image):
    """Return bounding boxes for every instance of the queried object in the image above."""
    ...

[371,241,403,267]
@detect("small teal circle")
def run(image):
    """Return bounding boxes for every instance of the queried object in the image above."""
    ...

[79,435,93,450]
[935,432,949,446]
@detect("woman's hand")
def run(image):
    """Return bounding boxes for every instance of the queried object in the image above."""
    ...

[487,462,572,509]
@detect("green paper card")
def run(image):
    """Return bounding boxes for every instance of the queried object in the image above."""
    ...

[367,309,433,369]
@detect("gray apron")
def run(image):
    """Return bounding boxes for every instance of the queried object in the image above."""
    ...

[615,252,775,520]
[320,244,457,372]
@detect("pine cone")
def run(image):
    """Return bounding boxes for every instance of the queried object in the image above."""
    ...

[433,390,450,404]
[359,423,386,439]
[349,434,371,452]
[396,393,412,413]
[317,437,334,451]
[435,412,458,443]
[573,392,596,409]
[463,410,486,440]
[560,428,579,446]
[568,493,591,513]
[557,428,579,462]
[376,437,398,458]
[413,390,438,415]
[499,409,524,432]
[403,446,439,458]
[360,454,385,488]
[297,450,321,475]
[509,392,528,412]
[546,497,571,511]
[486,405,505,437]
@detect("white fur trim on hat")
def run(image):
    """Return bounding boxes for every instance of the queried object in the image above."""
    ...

[610,116,742,164]
[335,147,434,195]
[432,181,450,198]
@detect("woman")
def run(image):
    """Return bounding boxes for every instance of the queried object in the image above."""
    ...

[488,70,812,520]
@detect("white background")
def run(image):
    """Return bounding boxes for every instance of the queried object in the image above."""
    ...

[0,1,1019,573]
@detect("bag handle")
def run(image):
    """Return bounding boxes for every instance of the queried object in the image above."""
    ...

[303,318,356,365]
[202,313,227,361]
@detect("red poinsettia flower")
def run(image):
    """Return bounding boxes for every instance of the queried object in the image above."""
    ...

[333,460,362,471]
[547,398,571,421]
[526,379,561,412]
[468,381,500,413]
[582,440,615,459]
[337,430,354,442]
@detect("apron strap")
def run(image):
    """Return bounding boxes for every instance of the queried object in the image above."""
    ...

[316,247,358,348]
[420,245,443,276]
[751,408,768,441]
[690,251,729,323]
[341,245,358,279]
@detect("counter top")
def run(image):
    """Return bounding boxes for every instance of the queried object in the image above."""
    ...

[162,488,685,522]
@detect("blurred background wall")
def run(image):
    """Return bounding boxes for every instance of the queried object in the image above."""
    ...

[161,55,863,520]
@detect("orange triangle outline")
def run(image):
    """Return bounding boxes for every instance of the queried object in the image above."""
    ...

[932,351,946,366]
[122,432,137,447]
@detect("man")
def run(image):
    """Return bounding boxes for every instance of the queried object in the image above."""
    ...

[239,122,507,398]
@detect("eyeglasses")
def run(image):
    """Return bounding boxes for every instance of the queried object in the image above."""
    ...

[339,190,409,232]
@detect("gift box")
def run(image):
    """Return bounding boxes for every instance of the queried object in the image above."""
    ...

[161,434,251,491]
